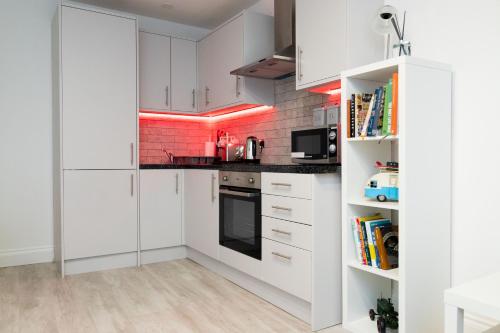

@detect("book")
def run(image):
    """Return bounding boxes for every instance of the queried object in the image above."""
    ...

[391,72,398,135]
[361,94,376,137]
[354,94,362,137]
[377,87,386,135]
[367,87,382,136]
[350,95,355,138]
[346,99,352,138]
[382,79,393,135]
[365,219,392,268]
[351,218,362,263]
[356,214,382,265]
[375,225,399,270]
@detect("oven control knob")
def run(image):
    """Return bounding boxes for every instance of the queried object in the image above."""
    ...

[248,177,255,184]
[223,176,229,181]
[329,131,337,141]
[329,144,337,154]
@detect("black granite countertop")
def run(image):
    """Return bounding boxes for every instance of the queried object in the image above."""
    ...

[140,163,338,174]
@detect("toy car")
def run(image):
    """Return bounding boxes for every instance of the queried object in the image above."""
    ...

[365,171,399,202]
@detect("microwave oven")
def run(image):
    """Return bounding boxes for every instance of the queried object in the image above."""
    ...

[291,125,341,164]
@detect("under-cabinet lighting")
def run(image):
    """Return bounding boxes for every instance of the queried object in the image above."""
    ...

[139,105,274,122]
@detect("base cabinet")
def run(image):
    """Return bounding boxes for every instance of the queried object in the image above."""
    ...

[184,170,219,259]
[140,170,182,250]
[63,170,138,260]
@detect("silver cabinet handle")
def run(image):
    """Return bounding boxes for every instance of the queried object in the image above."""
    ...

[175,173,179,194]
[211,174,216,202]
[272,205,292,211]
[219,189,260,198]
[271,182,291,187]
[192,89,196,109]
[165,86,169,106]
[130,143,134,166]
[130,174,134,196]
[272,252,292,260]
[205,86,210,106]
[236,76,241,97]
[297,46,303,81]
[271,229,292,236]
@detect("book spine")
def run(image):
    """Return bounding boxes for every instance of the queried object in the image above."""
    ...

[361,94,375,137]
[365,221,378,268]
[354,94,362,137]
[382,80,392,135]
[367,87,381,136]
[357,219,367,265]
[391,72,399,135]
[350,95,355,138]
[351,218,362,263]
[377,87,386,136]
[360,221,371,266]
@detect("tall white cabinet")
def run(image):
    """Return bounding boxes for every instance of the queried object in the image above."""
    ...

[54,3,139,276]
[295,0,384,90]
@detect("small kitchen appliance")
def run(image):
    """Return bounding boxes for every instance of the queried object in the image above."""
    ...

[245,136,261,160]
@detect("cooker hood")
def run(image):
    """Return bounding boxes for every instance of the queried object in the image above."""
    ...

[230,0,295,80]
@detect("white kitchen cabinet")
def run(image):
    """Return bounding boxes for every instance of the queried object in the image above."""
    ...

[295,0,384,89]
[140,170,182,250]
[197,12,274,113]
[61,6,137,169]
[184,170,219,259]
[171,38,197,113]
[139,32,171,112]
[63,170,138,260]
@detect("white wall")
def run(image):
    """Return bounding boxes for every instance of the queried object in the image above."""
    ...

[0,0,207,268]
[384,0,500,330]
[385,0,500,286]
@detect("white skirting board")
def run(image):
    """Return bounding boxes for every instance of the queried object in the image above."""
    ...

[186,247,312,325]
[64,252,138,275]
[140,246,187,265]
[0,246,54,268]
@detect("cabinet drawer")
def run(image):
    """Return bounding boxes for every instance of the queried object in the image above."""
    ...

[262,216,311,251]
[262,238,311,301]
[262,194,312,225]
[262,173,312,199]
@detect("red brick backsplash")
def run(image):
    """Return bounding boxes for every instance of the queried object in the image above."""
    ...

[139,76,336,165]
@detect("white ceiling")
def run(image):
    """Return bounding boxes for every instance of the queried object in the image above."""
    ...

[74,0,262,29]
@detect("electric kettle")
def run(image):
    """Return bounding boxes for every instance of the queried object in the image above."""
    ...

[245,136,259,160]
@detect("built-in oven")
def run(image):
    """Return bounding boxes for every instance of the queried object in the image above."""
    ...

[219,171,261,260]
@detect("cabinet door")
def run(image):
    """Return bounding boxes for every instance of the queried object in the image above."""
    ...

[63,170,138,260]
[61,7,137,169]
[197,35,213,112]
[139,32,171,112]
[140,170,182,250]
[295,0,346,88]
[184,170,219,259]
[171,38,197,113]
[209,15,244,109]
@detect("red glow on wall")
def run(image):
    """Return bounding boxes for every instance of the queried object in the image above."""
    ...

[308,80,341,95]
[139,105,274,122]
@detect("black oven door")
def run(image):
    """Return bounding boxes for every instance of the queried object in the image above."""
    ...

[291,128,328,160]
[219,186,261,260]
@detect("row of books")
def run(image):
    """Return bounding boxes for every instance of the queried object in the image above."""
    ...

[347,72,399,138]
[351,214,398,270]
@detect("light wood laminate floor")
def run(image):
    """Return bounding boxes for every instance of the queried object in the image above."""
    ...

[0,259,348,333]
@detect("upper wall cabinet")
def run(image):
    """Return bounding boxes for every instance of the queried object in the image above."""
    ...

[139,33,197,113]
[295,0,384,90]
[198,12,275,113]
[61,6,137,169]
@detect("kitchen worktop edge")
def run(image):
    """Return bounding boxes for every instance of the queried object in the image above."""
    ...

[140,163,338,174]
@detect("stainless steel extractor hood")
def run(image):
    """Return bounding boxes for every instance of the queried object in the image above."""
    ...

[231,0,295,80]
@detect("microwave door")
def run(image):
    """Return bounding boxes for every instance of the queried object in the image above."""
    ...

[292,129,327,159]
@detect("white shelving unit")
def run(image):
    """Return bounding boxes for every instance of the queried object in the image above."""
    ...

[340,57,452,333]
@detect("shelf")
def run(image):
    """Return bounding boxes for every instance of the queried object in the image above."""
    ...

[348,261,399,281]
[345,316,398,333]
[347,135,398,142]
[348,199,399,211]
